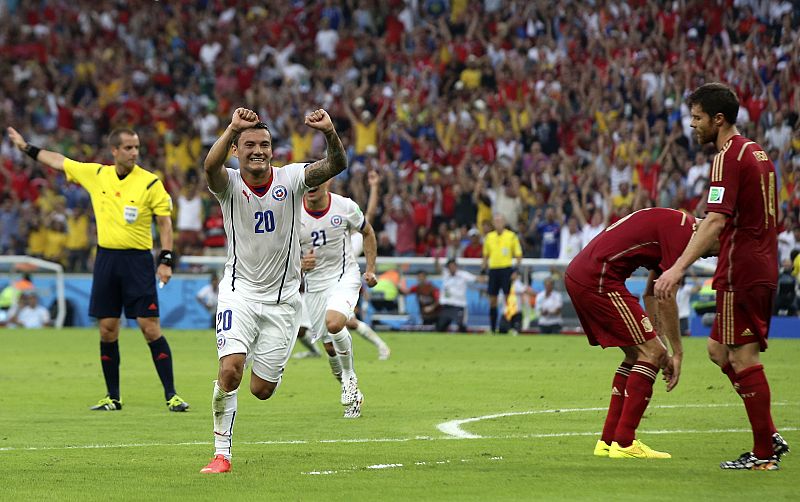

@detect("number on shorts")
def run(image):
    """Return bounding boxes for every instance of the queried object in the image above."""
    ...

[216,309,232,333]
[254,210,276,233]
[311,229,327,247]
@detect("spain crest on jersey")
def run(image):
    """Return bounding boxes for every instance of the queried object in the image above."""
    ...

[272,185,288,201]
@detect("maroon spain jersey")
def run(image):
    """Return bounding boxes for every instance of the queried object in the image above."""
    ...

[566,208,696,291]
[706,135,778,291]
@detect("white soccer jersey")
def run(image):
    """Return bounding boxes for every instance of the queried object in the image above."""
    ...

[211,163,308,303]
[300,192,365,293]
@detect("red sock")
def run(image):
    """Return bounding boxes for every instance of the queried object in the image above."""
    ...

[735,364,775,459]
[601,362,633,444]
[720,363,736,385]
[726,363,776,435]
[614,361,658,448]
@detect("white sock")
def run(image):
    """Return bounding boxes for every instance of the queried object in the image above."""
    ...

[328,354,342,381]
[330,327,355,380]
[212,380,238,460]
[354,320,385,348]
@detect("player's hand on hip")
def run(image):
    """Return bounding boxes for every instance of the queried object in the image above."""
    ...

[304,109,334,133]
[363,271,377,287]
[157,264,173,285]
[6,127,28,150]
[231,108,260,132]
[301,249,316,271]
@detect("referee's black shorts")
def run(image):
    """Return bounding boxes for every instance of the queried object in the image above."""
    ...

[487,267,513,296]
[89,247,159,319]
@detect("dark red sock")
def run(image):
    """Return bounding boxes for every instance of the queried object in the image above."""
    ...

[614,361,658,448]
[600,362,634,444]
[735,364,775,459]
[720,363,736,385]
[726,363,776,434]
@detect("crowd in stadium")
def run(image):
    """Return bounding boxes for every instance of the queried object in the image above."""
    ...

[0,0,799,276]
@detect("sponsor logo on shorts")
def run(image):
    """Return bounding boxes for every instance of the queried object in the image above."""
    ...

[741,328,754,337]
[707,186,725,204]
[330,215,343,227]
[641,316,653,333]
[272,185,288,201]
[217,336,226,350]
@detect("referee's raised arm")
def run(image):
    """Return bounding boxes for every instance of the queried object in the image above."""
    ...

[6,126,67,170]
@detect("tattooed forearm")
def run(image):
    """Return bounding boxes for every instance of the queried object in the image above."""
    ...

[305,130,348,187]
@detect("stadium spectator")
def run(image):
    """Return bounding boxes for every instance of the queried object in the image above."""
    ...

[5,126,189,413]
[436,258,483,332]
[535,277,563,334]
[196,272,219,329]
[4,291,51,328]
[401,270,440,326]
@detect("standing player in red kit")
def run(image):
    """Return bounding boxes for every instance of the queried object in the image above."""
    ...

[656,83,789,471]
[566,207,710,459]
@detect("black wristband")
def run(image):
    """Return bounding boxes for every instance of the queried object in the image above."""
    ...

[158,250,174,268]
[24,144,41,161]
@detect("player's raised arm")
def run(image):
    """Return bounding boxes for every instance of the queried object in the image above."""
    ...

[204,108,259,192]
[303,109,347,187]
[6,126,66,171]
[360,219,378,287]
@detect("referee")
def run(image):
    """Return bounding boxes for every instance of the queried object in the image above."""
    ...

[482,214,522,333]
[7,126,189,412]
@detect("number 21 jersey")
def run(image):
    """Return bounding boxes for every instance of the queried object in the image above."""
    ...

[300,192,366,293]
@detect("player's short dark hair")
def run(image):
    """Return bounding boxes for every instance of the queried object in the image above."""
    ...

[107,128,137,147]
[687,83,739,125]
[232,122,271,148]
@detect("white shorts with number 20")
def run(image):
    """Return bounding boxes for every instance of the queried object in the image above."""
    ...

[215,293,301,382]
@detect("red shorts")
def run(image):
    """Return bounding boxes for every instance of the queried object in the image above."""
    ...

[565,274,657,348]
[710,287,773,351]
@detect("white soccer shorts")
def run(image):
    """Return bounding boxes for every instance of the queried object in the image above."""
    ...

[305,274,361,344]
[215,293,301,382]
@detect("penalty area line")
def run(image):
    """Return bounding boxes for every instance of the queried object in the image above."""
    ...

[437,402,795,439]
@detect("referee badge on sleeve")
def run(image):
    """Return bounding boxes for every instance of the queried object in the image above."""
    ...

[124,205,139,224]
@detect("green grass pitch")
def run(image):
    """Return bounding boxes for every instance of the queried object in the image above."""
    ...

[0,329,797,500]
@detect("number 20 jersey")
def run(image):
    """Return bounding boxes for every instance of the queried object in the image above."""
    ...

[299,192,366,293]
[211,163,308,304]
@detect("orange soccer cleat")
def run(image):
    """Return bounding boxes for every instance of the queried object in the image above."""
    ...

[200,454,231,474]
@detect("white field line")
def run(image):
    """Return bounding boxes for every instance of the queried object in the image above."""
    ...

[436,402,795,439]
[0,403,795,453]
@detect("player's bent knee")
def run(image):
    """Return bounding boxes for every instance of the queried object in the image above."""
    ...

[251,381,278,400]
[325,311,347,334]
[218,356,245,390]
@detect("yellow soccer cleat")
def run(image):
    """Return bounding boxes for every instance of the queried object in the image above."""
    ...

[594,440,611,457]
[608,440,672,459]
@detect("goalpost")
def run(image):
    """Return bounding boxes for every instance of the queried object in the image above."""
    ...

[0,256,67,328]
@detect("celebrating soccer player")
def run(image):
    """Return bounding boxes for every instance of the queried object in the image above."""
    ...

[566,207,714,459]
[200,107,347,474]
[655,83,789,471]
[299,178,378,418]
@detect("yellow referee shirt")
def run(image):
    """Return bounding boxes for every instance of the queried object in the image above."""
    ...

[483,229,522,269]
[63,159,172,250]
